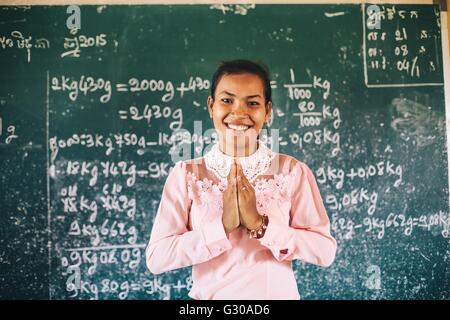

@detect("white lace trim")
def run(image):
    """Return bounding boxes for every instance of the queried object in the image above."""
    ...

[204,141,276,183]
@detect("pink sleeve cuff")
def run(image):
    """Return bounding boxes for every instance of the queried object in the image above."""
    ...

[258,219,293,261]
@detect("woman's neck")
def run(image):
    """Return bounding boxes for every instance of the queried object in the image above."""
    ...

[219,140,258,158]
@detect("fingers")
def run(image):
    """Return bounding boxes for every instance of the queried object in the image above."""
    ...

[236,162,243,180]
[243,175,253,191]
[242,177,253,194]
[236,162,243,187]
[227,162,239,204]
[236,162,254,193]
[237,162,248,182]
[228,162,237,184]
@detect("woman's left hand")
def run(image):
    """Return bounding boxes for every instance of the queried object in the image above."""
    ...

[236,163,263,230]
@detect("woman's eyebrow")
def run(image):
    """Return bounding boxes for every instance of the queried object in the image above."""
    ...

[219,91,262,99]
[219,90,236,96]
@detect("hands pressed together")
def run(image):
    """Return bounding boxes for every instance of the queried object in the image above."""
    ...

[222,160,263,235]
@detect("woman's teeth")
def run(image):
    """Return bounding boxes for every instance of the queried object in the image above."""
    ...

[227,123,249,131]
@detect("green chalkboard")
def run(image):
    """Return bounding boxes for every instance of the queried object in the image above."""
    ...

[0,3,449,300]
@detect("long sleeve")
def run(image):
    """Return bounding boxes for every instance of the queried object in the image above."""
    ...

[258,161,337,267]
[145,161,232,275]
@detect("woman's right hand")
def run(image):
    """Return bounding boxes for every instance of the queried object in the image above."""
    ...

[222,161,240,235]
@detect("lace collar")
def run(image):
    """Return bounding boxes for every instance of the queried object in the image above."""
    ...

[204,141,276,183]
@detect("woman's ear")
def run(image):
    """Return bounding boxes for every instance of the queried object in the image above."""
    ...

[207,96,214,118]
[265,101,273,123]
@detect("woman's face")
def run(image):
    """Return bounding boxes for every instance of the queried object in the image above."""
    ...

[207,73,272,156]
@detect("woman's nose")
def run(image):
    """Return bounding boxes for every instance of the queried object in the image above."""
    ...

[231,100,247,115]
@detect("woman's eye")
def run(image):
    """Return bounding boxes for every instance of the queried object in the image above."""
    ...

[221,98,232,104]
[248,101,259,106]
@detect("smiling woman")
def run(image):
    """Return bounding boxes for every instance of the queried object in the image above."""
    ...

[145,59,337,300]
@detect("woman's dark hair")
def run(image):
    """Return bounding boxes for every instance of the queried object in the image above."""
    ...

[210,59,272,104]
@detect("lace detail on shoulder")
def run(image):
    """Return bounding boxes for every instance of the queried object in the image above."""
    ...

[186,172,226,213]
[253,171,295,215]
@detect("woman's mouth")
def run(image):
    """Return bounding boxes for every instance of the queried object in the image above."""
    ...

[227,123,250,131]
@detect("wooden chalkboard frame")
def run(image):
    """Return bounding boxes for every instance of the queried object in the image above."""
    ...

[1,0,449,300]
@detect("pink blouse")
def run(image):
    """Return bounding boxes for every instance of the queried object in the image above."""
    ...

[145,153,337,300]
